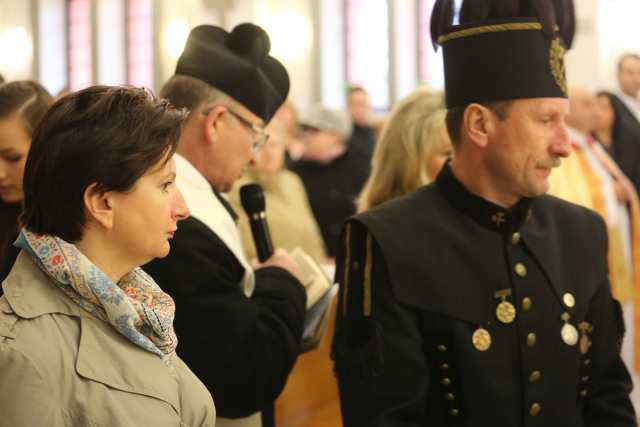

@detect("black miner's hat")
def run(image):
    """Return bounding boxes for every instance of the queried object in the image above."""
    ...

[176,23,289,123]
[431,0,576,109]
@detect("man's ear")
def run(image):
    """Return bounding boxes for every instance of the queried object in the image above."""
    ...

[202,105,227,146]
[463,103,495,148]
[83,183,114,230]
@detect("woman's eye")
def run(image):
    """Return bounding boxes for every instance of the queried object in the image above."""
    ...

[4,155,22,163]
[162,181,173,192]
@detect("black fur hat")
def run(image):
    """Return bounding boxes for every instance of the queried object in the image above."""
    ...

[175,23,290,123]
[430,0,576,108]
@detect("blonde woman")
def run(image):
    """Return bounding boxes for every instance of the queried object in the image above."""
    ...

[357,89,452,212]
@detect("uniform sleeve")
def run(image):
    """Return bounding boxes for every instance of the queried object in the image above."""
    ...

[583,214,636,426]
[143,217,306,419]
[0,344,63,426]
[332,220,429,426]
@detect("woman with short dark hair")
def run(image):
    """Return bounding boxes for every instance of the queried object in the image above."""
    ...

[0,80,53,284]
[0,85,216,426]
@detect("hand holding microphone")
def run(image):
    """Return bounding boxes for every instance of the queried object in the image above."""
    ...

[240,184,300,280]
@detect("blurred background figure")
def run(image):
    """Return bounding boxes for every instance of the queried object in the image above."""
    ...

[345,86,375,164]
[290,105,367,258]
[357,89,449,212]
[594,91,617,153]
[548,86,640,409]
[228,117,327,263]
[274,99,306,166]
[606,54,640,193]
[0,81,53,285]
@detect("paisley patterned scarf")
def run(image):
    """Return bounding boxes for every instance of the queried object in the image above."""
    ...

[15,229,178,360]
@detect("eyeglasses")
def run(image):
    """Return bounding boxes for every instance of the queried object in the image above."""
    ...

[202,106,269,153]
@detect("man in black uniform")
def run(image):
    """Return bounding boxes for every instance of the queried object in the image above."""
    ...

[332,1,637,426]
[143,24,306,427]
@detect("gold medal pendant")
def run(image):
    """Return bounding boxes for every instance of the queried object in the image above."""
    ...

[472,328,492,351]
[494,289,516,324]
[561,312,578,346]
[496,301,516,324]
[579,334,591,354]
[578,321,593,355]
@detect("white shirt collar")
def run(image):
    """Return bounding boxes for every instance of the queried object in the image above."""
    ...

[616,89,640,117]
[174,153,211,191]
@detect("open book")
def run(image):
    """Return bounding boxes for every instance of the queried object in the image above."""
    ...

[290,247,338,352]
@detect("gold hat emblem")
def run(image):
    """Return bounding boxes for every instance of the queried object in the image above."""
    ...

[549,37,567,96]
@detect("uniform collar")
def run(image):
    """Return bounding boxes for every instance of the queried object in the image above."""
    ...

[435,162,532,233]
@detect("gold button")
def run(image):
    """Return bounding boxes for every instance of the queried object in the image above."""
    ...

[527,333,537,347]
[450,409,460,417]
[584,358,591,367]
[529,370,541,382]
[441,377,451,386]
[515,263,527,277]
[437,345,447,352]
[580,389,588,397]
[582,375,590,382]
[563,293,576,308]
[445,392,455,401]
[522,297,532,312]
[529,403,542,416]
[440,363,449,370]
[511,232,521,245]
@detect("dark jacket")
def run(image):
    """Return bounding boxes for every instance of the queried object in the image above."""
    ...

[607,93,640,194]
[143,197,306,421]
[290,148,369,257]
[332,164,636,426]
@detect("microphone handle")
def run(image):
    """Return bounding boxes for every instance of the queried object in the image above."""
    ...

[249,213,274,262]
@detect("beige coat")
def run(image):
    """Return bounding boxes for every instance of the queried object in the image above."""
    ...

[0,252,216,427]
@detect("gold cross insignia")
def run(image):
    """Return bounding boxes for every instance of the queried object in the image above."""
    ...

[491,212,506,227]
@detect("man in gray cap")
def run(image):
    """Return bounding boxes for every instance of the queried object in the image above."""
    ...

[290,105,369,257]
[143,23,306,427]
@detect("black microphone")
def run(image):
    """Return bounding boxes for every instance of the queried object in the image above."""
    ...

[240,183,274,262]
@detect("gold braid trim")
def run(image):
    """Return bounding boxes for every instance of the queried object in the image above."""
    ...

[438,22,542,44]
[341,223,352,317]
[363,232,373,317]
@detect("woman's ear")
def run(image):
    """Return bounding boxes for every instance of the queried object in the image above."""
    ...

[463,103,493,148]
[83,183,114,230]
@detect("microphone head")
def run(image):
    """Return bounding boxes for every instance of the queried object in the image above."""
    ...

[240,183,266,214]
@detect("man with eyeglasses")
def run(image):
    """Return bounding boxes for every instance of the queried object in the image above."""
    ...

[143,24,306,427]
